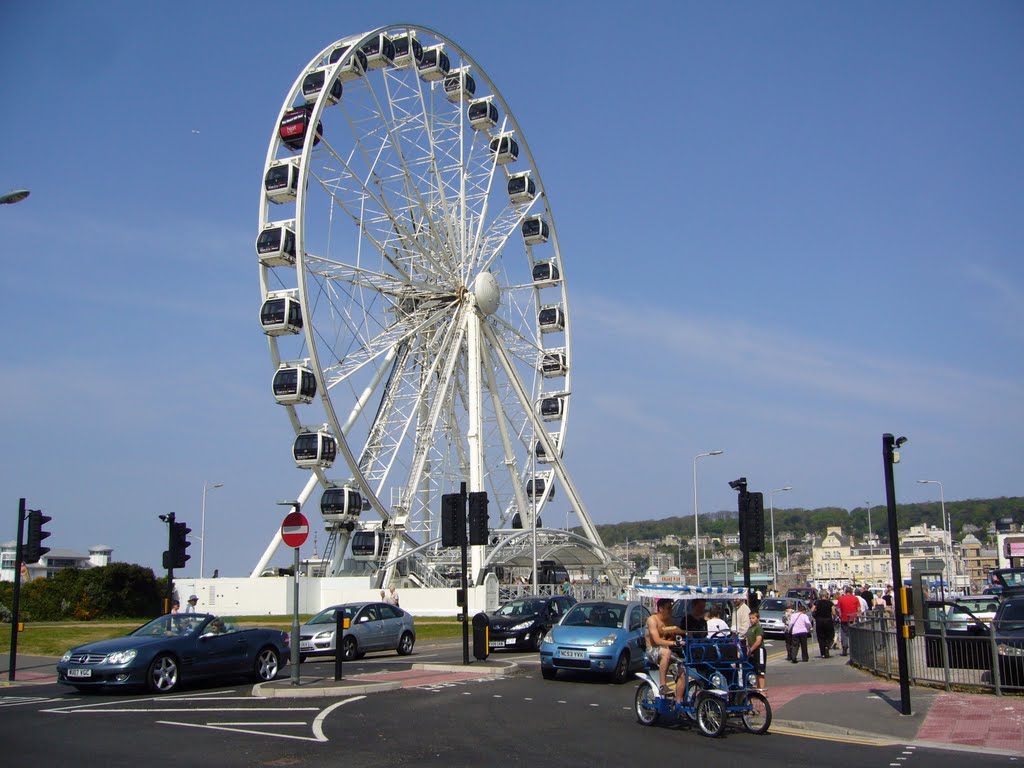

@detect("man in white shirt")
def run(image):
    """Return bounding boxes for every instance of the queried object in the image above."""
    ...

[731,596,751,638]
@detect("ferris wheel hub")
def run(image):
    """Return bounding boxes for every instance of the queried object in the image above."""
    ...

[472,271,501,316]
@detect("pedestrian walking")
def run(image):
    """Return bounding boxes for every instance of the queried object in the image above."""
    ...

[812,591,835,658]
[184,594,199,613]
[836,585,860,656]
[787,605,812,662]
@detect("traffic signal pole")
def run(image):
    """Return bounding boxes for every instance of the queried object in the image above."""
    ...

[8,498,27,682]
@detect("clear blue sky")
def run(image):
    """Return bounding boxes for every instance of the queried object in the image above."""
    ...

[1,1,1021,577]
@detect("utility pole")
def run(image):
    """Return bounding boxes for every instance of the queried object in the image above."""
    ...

[883,433,912,716]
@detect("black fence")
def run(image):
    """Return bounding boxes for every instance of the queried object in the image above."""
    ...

[849,614,1024,695]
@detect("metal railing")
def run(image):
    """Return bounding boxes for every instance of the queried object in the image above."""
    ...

[849,614,1024,695]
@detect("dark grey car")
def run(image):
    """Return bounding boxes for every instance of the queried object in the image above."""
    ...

[299,601,415,662]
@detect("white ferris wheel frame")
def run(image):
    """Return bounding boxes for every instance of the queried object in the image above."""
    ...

[254,23,613,584]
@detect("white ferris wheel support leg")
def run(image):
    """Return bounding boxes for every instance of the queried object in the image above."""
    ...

[466,302,486,580]
[249,472,320,578]
[479,323,622,588]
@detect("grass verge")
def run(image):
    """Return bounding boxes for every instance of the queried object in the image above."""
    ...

[8,617,465,657]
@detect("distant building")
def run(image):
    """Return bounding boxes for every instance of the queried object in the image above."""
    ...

[0,543,112,582]
[809,524,962,591]
[961,534,998,591]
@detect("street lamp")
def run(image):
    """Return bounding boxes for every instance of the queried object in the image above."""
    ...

[693,450,724,587]
[865,501,873,544]
[769,486,792,588]
[917,479,950,590]
[200,481,224,579]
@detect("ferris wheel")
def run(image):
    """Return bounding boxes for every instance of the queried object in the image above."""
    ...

[255,24,613,586]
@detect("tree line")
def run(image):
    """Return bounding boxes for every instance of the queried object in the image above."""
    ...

[587,496,1024,548]
[0,562,165,622]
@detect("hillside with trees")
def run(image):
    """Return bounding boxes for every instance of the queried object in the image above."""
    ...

[588,497,1024,547]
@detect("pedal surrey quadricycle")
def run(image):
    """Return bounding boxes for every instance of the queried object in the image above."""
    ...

[634,634,772,737]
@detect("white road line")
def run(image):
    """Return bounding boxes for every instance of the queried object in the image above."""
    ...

[157,720,324,742]
[45,707,320,715]
[312,697,363,741]
[208,721,308,726]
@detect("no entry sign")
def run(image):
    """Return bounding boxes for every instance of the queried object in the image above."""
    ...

[281,510,310,548]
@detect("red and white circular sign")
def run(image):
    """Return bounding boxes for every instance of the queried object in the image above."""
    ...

[281,510,310,548]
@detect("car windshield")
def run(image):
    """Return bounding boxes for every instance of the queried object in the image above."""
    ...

[760,599,796,612]
[998,601,1024,628]
[132,614,207,637]
[495,599,546,617]
[308,605,356,625]
[563,603,624,629]
[958,598,999,613]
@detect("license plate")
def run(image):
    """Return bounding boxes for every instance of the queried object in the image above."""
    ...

[299,642,312,650]
[505,638,517,646]
[67,668,92,678]
[489,641,503,648]
[559,649,586,659]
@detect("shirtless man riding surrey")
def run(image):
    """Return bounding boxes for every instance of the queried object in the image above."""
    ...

[645,598,682,695]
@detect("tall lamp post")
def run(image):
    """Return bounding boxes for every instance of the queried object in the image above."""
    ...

[769,486,792,588]
[200,481,224,579]
[917,479,949,590]
[693,450,724,587]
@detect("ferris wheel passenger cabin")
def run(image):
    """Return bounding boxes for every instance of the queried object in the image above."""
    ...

[468,98,499,130]
[351,529,385,561]
[541,351,568,378]
[535,432,563,464]
[320,486,364,526]
[526,473,555,501]
[301,67,343,105]
[293,429,337,468]
[532,260,560,285]
[489,134,519,165]
[538,395,566,421]
[418,45,451,81]
[328,44,367,81]
[538,305,566,333]
[361,33,395,69]
[260,293,303,336]
[256,222,297,267]
[392,32,423,67]
[279,107,322,151]
[272,364,317,405]
[264,160,300,204]
[507,171,536,204]
[521,215,549,245]
[444,68,476,102]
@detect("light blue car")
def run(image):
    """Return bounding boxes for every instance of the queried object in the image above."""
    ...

[540,600,650,683]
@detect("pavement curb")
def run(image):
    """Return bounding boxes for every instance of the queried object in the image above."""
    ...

[253,679,403,698]
[411,662,517,675]
[771,719,1023,757]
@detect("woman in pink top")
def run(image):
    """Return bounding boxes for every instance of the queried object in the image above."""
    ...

[787,605,813,662]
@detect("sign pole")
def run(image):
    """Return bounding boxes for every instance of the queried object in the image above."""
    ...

[278,503,309,687]
[291,543,300,686]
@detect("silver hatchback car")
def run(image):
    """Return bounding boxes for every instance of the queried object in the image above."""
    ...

[299,601,415,662]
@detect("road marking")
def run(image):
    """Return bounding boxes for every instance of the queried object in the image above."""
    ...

[312,697,363,741]
[209,721,308,726]
[769,725,897,747]
[157,720,324,742]
[45,706,319,715]
[0,696,64,708]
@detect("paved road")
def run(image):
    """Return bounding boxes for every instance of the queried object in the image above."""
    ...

[0,644,1018,767]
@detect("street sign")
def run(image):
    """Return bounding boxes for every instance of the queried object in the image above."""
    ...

[281,510,309,548]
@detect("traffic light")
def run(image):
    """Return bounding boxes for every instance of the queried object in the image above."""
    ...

[742,492,765,553]
[164,520,192,569]
[24,509,52,564]
[468,491,489,545]
[441,493,465,548]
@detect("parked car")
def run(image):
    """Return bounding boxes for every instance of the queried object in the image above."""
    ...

[299,601,415,661]
[995,595,1024,687]
[786,588,816,602]
[487,594,576,651]
[539,600,649,683]
[758,598,808,638]
[949,596,1000,628]
[56,613,289,694]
